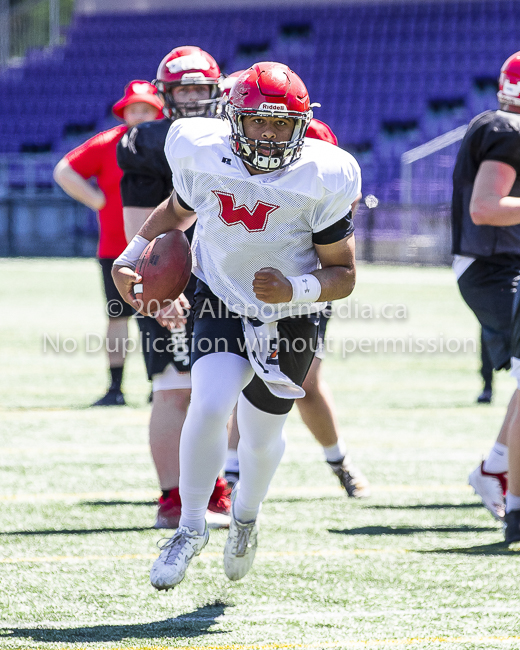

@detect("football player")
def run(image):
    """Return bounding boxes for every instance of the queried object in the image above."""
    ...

[218,89,369,496]
[477,329,494,404]
[453,51,520,543]
[117,46,231,529]
[53,80,163,406]
[300,118,370,498]
[113,62,361,589]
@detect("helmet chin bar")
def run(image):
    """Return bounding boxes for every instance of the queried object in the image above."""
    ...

[237,136,299,171]
[497,91,520,107]
[175,97,222,118]
[159,96,221,120]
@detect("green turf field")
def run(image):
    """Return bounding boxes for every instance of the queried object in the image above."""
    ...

[1,258,520,650]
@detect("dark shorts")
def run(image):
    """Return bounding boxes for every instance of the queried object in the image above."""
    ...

[191,280,319,415]
[136,273,197,380]
[98,258,135,319]
[458,259,520,370]
[315,302,332,360]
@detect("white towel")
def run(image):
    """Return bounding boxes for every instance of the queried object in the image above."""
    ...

[241,317,306,400]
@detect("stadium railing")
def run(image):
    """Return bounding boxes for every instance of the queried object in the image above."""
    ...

[0,144,456,264]
[0,153,97,257]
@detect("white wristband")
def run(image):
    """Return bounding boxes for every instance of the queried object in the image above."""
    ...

[287,274,322,303]
[114,235,149,270]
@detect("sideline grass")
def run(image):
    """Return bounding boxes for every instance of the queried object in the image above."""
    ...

[1,259,520,650]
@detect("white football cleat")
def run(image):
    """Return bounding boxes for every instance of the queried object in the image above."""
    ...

[150,524,209,591]
[468,461,507,521]
[223,486,258,581]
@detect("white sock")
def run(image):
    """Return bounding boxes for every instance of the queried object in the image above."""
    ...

[179,353,254,534]
[224,449,239,474]
[234,393,288,523]
[323,440,347,464]
[506,491,520,514]
[483,442,508,474]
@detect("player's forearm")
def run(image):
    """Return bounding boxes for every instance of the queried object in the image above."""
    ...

[137,194,196,241]
[123,207,154,241]
[470,196,520,226]
[312,265,356,301]
[312,234,356,301]
[53,160,106,211]
[113,202,172,273]
[114,195,195,274]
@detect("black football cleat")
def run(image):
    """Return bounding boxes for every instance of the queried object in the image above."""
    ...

[477,388,493,404]
[327,456,371,498]
[504,509,520,544]
[91,388,126,407]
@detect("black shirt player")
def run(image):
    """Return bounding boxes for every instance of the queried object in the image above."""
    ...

[452,51,520,543]
[117,46,230,529]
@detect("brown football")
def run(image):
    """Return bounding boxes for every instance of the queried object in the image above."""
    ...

[134,230,192,314]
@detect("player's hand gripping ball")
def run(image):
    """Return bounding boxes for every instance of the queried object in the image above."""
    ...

[134,230,192,315]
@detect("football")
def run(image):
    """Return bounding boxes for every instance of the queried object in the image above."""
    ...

[134,230,192,314]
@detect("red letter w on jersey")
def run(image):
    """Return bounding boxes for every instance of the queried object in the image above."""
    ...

[212,191,279,233]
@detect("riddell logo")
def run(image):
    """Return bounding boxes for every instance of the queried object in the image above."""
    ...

[212,191,279,232]
[259,102,288,111]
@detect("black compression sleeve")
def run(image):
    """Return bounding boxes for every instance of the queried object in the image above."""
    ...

[312,211,354,245]
[176,193,194,212]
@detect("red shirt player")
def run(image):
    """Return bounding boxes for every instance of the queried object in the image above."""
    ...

[299,117,370,498]
[54,80,163,406]
[306,118,338,145]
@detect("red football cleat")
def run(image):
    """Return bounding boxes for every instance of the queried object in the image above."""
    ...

[154,489,182,529]
[208,476,231,515]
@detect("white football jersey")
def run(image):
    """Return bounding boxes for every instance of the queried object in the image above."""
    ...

[165,117,361,322]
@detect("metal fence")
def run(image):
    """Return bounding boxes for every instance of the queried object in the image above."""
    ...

[0,196,451,264]
[0,194,96,256]
[0,153,97,256]
[355,202,452,266]
[0,152,454,264]
[1,0,74,67]
[400,125,467,206]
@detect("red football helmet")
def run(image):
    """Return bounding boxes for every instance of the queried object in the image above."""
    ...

[221,70,246,101]
[225,62,313,171]
[498,51,520,107]
[154,46,222,119]
[306,118,338,146]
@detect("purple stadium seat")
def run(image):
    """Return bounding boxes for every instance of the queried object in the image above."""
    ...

[1,0,518,202]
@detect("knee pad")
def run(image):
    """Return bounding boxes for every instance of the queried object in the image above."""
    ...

[152,363,191,392]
